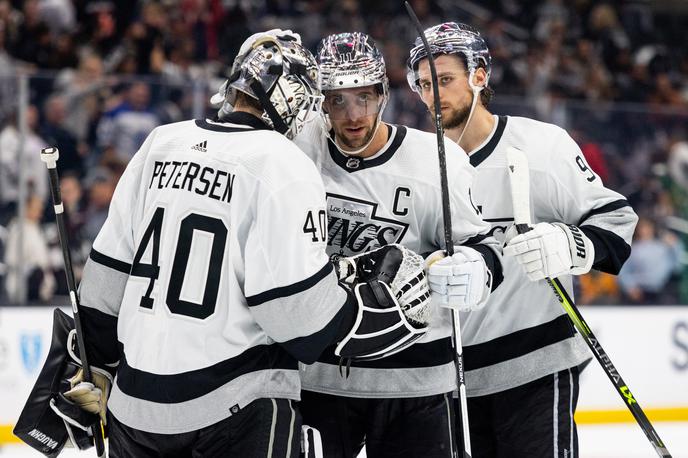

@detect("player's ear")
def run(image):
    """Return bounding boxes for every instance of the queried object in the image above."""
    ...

[473,68,488,89]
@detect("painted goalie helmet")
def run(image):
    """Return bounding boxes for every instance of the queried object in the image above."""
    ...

[211,32,322,139]
[406,22,491,93]
[316,32,389,153]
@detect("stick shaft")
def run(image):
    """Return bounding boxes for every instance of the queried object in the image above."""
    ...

[404,4,470,457]
[42,148,106,457]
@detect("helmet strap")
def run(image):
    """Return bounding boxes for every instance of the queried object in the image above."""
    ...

[250,80,289,135]
[456,70,482,147]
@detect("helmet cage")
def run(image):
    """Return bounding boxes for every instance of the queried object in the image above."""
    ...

[224,37,323,139]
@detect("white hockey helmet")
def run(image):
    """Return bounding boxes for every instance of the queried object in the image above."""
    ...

[406,22,492,93]
[211,31,322,139]
[316,32,389,154]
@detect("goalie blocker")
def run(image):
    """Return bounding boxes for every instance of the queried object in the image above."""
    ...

[13,309,108,457]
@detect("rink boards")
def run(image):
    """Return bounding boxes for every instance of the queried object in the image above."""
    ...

[1,305,687,445]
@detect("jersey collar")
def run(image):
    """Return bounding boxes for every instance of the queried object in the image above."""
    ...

[328,124,407,173]
[195,112,270,132]
[469,115,507,167]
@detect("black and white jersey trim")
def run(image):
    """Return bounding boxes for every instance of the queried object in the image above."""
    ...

[581,226,632,275]
[469,116,507,168]
[578,199,630,225]
[90,249,131,274]
[316,336,454,368]
[327,125,407,173]
[195,112,270,132]
[246,263,333,307]
[464,315,575,371]
[116,344,297,404]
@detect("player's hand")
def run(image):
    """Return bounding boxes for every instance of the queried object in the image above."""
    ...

[64,365,112,426]
[426,247,492,311]
[503,222,594,281]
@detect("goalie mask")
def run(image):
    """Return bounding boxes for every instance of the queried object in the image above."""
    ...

[212,34,322,140]
[406,22,492,94]
[316,32,389,155]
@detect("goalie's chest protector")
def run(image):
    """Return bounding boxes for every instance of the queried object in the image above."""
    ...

[295,124,462,398]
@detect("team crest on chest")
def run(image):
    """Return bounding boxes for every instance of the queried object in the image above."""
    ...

[326,193,409,256]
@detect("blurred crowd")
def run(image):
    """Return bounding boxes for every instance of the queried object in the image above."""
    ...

[0,0,687,305]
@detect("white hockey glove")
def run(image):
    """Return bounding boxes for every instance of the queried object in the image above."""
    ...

[425,247,492,312]
[503,222,595,281]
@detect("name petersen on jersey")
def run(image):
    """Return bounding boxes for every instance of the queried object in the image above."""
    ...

[326,193,409,258]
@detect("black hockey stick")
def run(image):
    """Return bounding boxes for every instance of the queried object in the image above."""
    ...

[40,147,107,458]
[506,146,672,458]
[404,3,471,457]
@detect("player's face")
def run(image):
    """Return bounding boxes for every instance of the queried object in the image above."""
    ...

[323,87,382,150]
[416,54,473,129]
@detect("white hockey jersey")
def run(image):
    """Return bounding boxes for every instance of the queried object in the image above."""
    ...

[294,119,501,398]
[462,115,638,396]
[77,112,351,434]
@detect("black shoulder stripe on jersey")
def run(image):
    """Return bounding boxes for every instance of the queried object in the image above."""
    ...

[280,292,355,364]
[246,263,333,307]
[464,244,503,291]
[116,344,297,404]
[90,249,131,274]
[79,305,120,367]
[580,225,632,275]
[578,199,631,226]
[316,336,454,368]
[464,314,575,371]
[469,115,507,168]
[328,125,407,173]
[195,112,270,132]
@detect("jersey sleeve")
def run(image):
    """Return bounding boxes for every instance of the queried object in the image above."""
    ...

[444,141,503,289]
[243,155,352,363]
[536,130,638,274]
[77,130,154,366]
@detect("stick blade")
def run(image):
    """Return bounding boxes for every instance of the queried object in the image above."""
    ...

[506,146,531,227]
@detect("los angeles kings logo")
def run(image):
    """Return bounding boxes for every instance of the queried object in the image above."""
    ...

[326,193,409,259]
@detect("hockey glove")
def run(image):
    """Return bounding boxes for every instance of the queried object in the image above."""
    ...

[503,222,594,281]
[425,246,492,312]
[335,244,431,361]
[50,329,113,436]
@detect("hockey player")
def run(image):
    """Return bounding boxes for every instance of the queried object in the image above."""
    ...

[294,32,503,458]
[46,30,434,458]
[407,22,639,457]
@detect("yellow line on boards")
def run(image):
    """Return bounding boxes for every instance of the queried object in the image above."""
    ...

[0,425,21,444]
[575,407,688,424]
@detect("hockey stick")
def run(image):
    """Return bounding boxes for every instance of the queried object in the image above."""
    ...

[505,146,672,458]
[40,147,107,458]
[404,3,471,457]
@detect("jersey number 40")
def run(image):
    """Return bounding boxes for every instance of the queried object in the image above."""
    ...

[131,207,227,319]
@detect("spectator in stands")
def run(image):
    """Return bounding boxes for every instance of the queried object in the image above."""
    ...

[53,53,110,145]
[41,94,85,176]
[4,193,55,303]
[96,81,159,163]
[618,217,683,304]
[82,167,115,241]
[0,106,48,225]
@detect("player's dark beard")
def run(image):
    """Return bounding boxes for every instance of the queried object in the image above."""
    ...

[337,124,374,149]
[442,104,472,130]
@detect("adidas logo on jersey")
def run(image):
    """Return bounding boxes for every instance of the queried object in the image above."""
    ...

[192,140,208,152]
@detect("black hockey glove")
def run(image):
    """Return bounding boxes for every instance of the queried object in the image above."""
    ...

[334,244,432,364]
